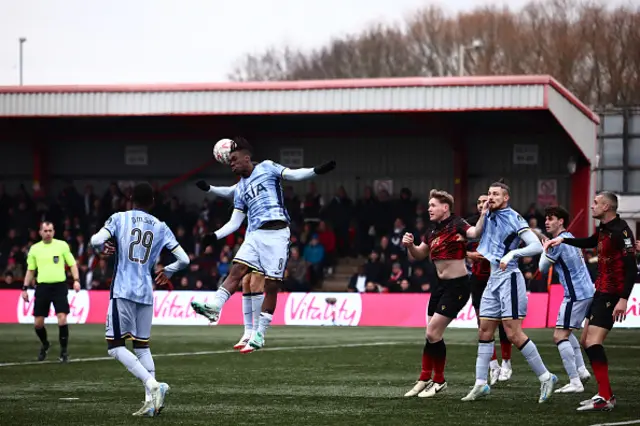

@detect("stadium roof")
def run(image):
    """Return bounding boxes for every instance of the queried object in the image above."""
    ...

[0,75,598,162]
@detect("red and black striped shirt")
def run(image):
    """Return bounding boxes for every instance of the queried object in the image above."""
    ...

[469,241,491,281]
[563,215,636,299]
[427,215,470,261]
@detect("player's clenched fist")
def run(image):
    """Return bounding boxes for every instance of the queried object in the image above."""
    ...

[401,232,414,247]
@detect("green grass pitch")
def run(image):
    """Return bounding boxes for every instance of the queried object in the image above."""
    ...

[1,325,639,426]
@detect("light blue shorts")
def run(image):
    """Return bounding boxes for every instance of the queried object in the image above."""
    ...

[556,297,592,329]
[479,269,528,321]
[105,298,153,341]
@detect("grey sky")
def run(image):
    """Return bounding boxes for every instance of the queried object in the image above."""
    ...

[0,0,629,86]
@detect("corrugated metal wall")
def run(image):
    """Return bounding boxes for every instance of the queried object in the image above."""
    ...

[254,137,453,200]
[466,133,574,212]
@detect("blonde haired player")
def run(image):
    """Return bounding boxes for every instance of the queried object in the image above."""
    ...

[195,179,266,352]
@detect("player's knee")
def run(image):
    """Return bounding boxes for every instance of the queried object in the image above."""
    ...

[57,314,68,326]
[553,330,568,344]
[250,274,265,293]
[502,323,524,346]
[34,317,45,328]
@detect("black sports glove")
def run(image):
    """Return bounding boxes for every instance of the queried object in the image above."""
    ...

[202,232,218,247]
[196,180,210,192]
[314,160,336,175]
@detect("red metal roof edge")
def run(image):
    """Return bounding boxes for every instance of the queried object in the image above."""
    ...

[0,75,552,93]
[0,74,599,124]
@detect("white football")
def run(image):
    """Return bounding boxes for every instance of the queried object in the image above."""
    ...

[213,138,233,164]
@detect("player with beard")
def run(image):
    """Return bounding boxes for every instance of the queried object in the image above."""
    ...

[462,181,557,403]
[467,194,513,385]
[546,192,635,411]
[403,190,486,398]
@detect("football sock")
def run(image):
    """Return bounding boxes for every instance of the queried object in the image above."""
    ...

[557,339,578,380]
[209,287,231,311]
[35,326,48,346]
[58,325,69,350]
[568,333,587,373]
[519,339,550,381]
[242,294,253,335]
[431,339,447,384]
[257,312,273,336]
[419,340,433,381]
[134,348,156,402]
[108,347,157,391]
[251,294,264,333]
[585,344,612,400]
[475,340,494,385]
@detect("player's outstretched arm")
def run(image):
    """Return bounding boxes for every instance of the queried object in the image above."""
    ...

[281,160,336,181]
[196,181,237,200]
[555,231,599,249]
[203,209,247,246]
[500,229,543,266]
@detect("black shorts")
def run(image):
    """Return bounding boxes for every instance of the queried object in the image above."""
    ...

[470,274,489,313]
[586,292,620,331]
[33,283,70,317]
[427,275,471,319]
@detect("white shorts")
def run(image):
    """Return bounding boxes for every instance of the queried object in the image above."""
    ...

[233,227,290,280]
[479,269,528,321]
[105,298,153,342]
[556,297,592,329]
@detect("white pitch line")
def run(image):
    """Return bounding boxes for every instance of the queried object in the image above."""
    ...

[3,339,640,368]
[589,420,640,426]
[0,341,405,368]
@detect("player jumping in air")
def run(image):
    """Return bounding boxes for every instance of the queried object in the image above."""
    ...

[195,180,266,353]
[403,190,486,398]
[538,206,593,393]
[191,137,336,351]
[90,183,190,417]
[462,180,557,403]
[545,191,635,411]
[467,194,513,385]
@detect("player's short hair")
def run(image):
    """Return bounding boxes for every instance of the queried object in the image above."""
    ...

[544,206,570,227]
[429,189,454,211]
[132,182,154,208]
[489,178,510,196]
[597,190,618,211]
[40,221,54,229]
[230,136,253,155]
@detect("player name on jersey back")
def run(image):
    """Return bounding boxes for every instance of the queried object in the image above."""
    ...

[104,210,179,305]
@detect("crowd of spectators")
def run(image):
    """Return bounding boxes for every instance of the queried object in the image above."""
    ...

[0,181,602,293]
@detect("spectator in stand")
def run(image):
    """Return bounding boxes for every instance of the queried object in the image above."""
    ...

[528,217,543,235]
[207,265,221,290]
[365,281,380,293]
[374,189,394,237]
[389,218,408,256]
[394,188,417,230]
[378,235,393,265]
[323,186,353,257]
[523,203,545,228]
[218,255,231,279]
[92,258,111,289]
[385,262,405,292]
[299,223,312,247]
[365,250,385,285]
[399,278,413,293]
[415,203,429,225]
[283,185,302,230]
[410,265,430,293]
[348,264,368,293]
[355,186,378,256]
[304,234,325,286]
[289,233,303,254]
[3,271,20,289]
[282,247,310,292]
[317,221,336,275]
[302,182,324,226]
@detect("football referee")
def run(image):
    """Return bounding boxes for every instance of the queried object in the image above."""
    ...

[22,221,81,363]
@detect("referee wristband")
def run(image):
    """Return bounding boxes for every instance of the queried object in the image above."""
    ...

[22,285,29,291]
